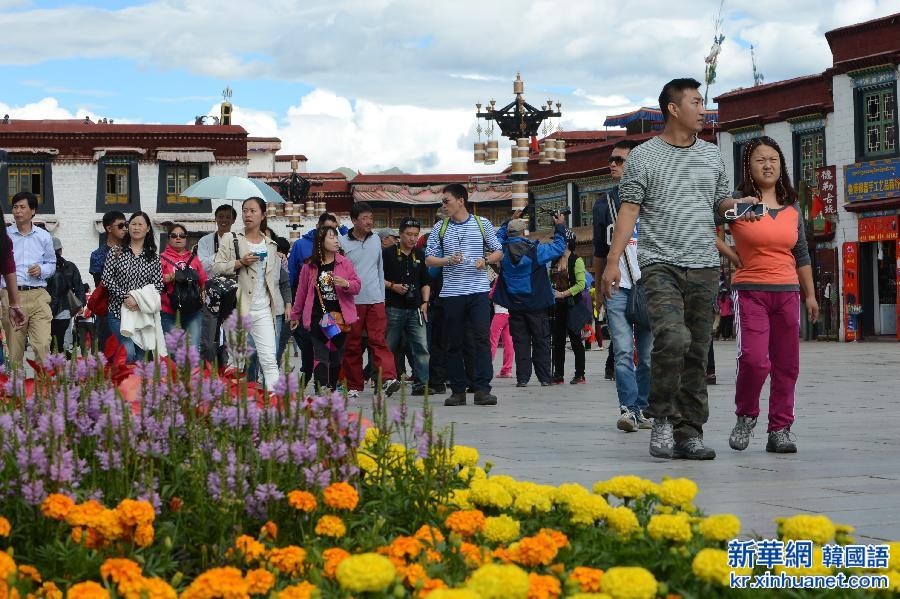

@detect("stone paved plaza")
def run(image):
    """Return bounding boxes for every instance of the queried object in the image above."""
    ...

[415,340,900,543]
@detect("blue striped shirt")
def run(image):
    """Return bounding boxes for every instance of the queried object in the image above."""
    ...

[6,224,56,287]
[425,215,501,298]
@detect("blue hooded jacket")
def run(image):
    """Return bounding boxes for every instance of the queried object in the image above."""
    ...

[288,224,349,292]
[492,223,567,312]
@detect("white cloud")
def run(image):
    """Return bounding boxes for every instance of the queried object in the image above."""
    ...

[0,97,94,120]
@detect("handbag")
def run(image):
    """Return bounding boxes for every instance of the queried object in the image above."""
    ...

[607,194,651,331]
[566,295,593,334]
[67,289,84,314]
[315,274,349,337]
[87,283,109,317]
[203,236,242,317]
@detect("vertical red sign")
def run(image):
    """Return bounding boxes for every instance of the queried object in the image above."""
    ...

[896,239,900,342]
[842,242,859,341]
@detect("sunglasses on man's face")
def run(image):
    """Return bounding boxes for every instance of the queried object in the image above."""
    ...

[169,233,187,239]
[113,223,127,230]
[609,156,626,165]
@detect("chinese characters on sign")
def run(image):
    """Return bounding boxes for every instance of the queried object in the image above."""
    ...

[844,158,900,203]
[815,166,837,216]
[842,242,859,342]
[858,215,898,242]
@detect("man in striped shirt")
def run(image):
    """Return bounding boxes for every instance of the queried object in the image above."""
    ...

[601,78,730,461]
[425,184,503,407]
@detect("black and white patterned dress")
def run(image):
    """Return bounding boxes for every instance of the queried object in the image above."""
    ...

[101,246,164,319]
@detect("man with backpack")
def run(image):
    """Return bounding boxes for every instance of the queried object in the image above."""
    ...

[425,184,503,407]
[492,211,567,387]
[160,224,207,349]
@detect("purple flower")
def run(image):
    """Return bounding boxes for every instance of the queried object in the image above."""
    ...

[21,479,46,505]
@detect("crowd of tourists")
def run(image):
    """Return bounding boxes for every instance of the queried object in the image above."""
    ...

[0,78,818,462]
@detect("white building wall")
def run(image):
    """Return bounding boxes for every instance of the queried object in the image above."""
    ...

[247,152,275,173]
[718,130,735,187]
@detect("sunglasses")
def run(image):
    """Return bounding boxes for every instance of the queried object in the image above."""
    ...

[401,219,421,228]
[113,223,127,230]
[608,156,626,165]
[169,232,187,239]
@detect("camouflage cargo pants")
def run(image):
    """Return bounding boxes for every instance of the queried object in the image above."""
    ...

[640,264,718,444]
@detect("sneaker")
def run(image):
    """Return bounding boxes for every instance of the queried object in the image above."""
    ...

[515,381,528,388]
[497,372,513,379]
[444,393,466,406]
[382,379,402,397]
[540,380,552,387]
[649,417,675,458]
[551,376,565,385]
[766,428,797,453]
[637,411,653,429]
[617,410,638,433]
[347,390,360,400]
[410,386,426,396]
[570,375,586,385]
[673,437,717,460]
[729,415,757,451]
[473,390,498,406]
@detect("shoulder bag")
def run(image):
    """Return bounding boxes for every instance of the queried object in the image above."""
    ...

[607,194,651,331]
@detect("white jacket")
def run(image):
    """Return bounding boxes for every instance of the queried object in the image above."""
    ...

[120,284,168,357]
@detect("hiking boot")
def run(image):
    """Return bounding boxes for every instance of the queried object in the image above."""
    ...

[473,390,498,406]
[637,411,653,429]
[444,393,467,407]
[729,415,757,451]
[382,379,402,397]
[570,375,586,385]
[766,428,797,454]
[649,417,675,458]
[617,410,638,433]
[673,437,717,460]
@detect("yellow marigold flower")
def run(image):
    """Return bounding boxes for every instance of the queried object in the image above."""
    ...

[180,567,248,599]
[510,533,559,567]
[458,466,487,482]
[599,566,657,599]
[468,480,513,510]
[488,475,518,492]
[93,509,126,541]
[244,568,275,595]
[698,514,741,542]
[234,535,266,563]
[64,500,105,527]
[886,541,900,571]
[513,491,552,515]
[451,446,480,467]
[883,570,900,593]
[336,552,397,593]
[483,515,521,544]
[0,551,16,579]
[567,494,610,525]
[692,548,750,586]
[447,489,473,510]
[362,426,381,447]
[314,515,346,538]
[467,564,530,599]
[66,581,110,599]
[567,594,612,599]
[774,547,833,577]
[570,566,604,592]
[40,494,75,521]
[445,510,486,538]
[647,514,692,543]
[139,578,177,599]
[527,572,561,599]
[655,478,698,507]
[606,506,641,537]
[537,528,569,549]
[0,517,9,537]
[287,490,317,513]
[116,499,155,527]
[323,481,360,511]
[323,547,351,579]
[268,546,307,576]
[553,483,590,506]
[426,590,480,599]
[276,582,316,599]
[778,514,835,545]
[134,524,154,548]
[356,452,377,473]
[17,564,42,583]
[414,525,445,547]
[458,542,485,568]
[259,521,278,540]
[593,476,650,500]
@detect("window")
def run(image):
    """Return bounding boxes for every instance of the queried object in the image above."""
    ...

[8,165,44,205]
[578,190,612,226]
[391,210,412,228]
[106,166,129,204]
[795,129,825,188]
[733,140,750,188]
[97,157,140,212]
[534,195,567,230]
[1,156,55,213]
[371,208,389,229]
[157,162,210,213]
[411,206,437,227]
[854,82,898,160]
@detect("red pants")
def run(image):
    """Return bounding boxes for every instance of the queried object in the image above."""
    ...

[341,303,397,391]
[733,290,800,432]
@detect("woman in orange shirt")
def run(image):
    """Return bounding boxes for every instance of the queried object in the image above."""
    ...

[721,136,819,454]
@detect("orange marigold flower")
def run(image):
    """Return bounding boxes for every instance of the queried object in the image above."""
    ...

[314,515,346,538]
[424,549,442,564]
[134,524,154,548]
[400,563,428,588]
[491,546,515,564]
[268,546,307,576]
[116,499,156,527]
[323,547,351,579]
[277,582,316,599]
[323,482,359,511]
[0,516,10,537]
[417,578,447,597]
[537,528,569,549]
[35,581,63,599]
[0,551,16,579]
[287,490,317,513]
[100,558,143,586]
[93,509,126,541]
[70,526,106,549]
[444,510,485,537]
[389,536,423,561]
[65,500,105,527]
[570,566,604,592]
[17,564,42,583]
[67,581,110,599]
[260,521,278,540]
[139,577,177,599]
[40,494,75,521]
[234,535,267,563]
[414,525,445,547]
[180,567,248,599]
[458,542,485,568]
[510,533,558,567]
[245,568,276,594]
[528,572,562,599]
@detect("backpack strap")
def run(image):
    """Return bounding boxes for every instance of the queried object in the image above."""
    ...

[438,218,450,255]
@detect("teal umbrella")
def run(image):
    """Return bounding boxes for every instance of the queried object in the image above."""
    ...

[180,176,285,204]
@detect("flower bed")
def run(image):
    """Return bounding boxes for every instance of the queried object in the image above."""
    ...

[0,329,898,597]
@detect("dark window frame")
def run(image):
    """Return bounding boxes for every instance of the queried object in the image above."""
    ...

[96,156,141,212]
[1,154,56,214]
[733,140,750,189]
[853,80,899,161]
[156,161,210,213]
[792,127,827,189]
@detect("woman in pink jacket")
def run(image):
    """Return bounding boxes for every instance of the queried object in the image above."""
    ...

[160,223,208,348]
[290,226,361,392]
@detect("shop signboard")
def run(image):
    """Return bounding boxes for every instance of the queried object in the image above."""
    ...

[844,158,900,203]
[816,165,838,216]
[858,215,899,242]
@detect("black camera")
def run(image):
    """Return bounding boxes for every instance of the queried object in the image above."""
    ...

[404,282,418,300]
[537,205,572,217]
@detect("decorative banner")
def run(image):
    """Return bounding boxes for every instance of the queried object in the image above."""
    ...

[815,165,838,216]
[858,215,899,242]
[844,157,900,203]
[842,242,859,342]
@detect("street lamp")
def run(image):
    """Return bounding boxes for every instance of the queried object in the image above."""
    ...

[473,72,564,212]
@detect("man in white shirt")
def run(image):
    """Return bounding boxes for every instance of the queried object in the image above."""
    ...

[196,204,236,363]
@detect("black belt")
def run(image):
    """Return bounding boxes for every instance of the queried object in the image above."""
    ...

[17,285,43,291]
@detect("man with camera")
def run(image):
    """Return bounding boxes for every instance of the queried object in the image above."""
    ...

[493,208,567,387]
[383,217,431,395]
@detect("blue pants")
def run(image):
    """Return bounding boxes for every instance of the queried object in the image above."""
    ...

[107,314,145,363]
[606,287,653,413]
[160,310,203,349]
[385,306,430,386]
[442,292,492,393]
